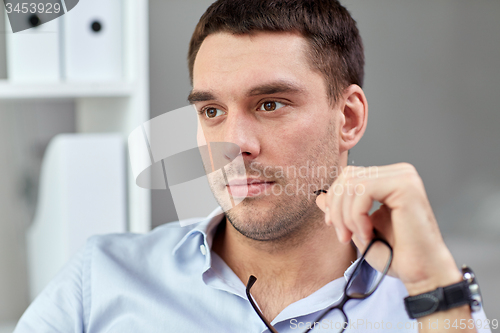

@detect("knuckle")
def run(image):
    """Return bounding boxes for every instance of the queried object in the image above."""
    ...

[402,172,424,193]
[396,163,422,186]
[400,162,417,173]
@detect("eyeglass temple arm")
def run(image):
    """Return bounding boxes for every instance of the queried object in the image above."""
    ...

[246,275,279,333]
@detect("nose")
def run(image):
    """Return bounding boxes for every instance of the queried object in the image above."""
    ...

[222,110,260,162]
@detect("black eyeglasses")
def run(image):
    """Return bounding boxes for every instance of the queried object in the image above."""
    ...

[246,236,393,333]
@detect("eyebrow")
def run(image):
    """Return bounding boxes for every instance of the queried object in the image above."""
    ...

[187,80,305,104]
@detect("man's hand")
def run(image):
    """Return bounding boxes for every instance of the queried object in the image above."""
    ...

[315,163,480,332]
[315,163,462,296]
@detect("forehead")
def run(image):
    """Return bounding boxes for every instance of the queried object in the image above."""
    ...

[192,31,325,98]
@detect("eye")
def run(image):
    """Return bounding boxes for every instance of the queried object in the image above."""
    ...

[202,107,225,119]
[258,101,286,112]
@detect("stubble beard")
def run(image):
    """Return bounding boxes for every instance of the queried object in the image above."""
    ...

[225,157,338,243]
[211,124,339,244]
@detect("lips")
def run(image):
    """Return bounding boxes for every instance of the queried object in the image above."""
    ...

[226,178,275,197]
[227,178,274,186]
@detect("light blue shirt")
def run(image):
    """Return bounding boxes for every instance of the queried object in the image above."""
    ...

[14,208,491,333]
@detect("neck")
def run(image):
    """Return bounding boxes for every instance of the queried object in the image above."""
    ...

[212,212,357,321]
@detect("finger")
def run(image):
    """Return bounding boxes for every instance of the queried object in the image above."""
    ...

[315,193,332,226]
[315,193,326,212]
[350,181,375,245]
[341,178,362,242]
[328,175,352,243]
[351,233,368,253]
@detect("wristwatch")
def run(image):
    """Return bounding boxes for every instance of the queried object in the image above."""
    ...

[404,265,482,319]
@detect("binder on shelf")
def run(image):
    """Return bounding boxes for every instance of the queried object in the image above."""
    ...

[5,11,61,82]
[63,0,123,82]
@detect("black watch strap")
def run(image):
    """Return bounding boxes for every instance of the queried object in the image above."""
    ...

[404,280,471,319]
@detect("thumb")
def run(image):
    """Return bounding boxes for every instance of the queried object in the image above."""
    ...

[315,193,327,212]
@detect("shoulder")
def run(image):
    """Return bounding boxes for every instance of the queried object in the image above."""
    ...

[86,217,206,262]
[13,218,206,333]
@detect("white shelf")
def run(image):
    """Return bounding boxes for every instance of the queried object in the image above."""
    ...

[0,0,151,234]
[0,80,134,99]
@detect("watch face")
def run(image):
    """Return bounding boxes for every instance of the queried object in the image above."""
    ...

[469,283,482,312]
[462,266,482,312]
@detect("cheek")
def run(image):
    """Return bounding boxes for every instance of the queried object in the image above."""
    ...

[266,113,334,164]
[197,122,223,143]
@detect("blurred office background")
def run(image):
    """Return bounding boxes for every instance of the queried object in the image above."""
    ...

[0,0,499,330]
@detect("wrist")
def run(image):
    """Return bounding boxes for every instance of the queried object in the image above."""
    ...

[404,265,463,296]
[404,265,482,321]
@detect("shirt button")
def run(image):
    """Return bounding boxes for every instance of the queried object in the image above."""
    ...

[200,244,207,256]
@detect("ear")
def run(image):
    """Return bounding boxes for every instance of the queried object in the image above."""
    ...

[337,84,368,153]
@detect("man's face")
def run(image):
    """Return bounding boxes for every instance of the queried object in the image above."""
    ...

[191,31,342,241]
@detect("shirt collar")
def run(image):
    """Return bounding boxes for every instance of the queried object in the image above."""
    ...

[171,207,379,321]
[171,206,225,257]
[172,207,365,279]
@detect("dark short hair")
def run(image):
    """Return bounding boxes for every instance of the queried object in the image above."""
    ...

[188,0,364,104]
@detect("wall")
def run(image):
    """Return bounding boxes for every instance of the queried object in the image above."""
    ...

[343,0,500,319]
[149,0,215,227]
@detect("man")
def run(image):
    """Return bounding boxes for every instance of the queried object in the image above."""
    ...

[15,0,491,332]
